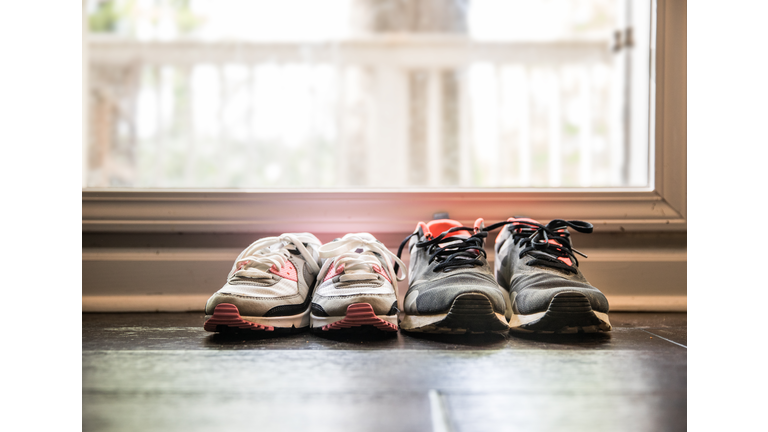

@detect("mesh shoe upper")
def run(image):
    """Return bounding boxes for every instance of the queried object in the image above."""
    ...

[205,233,322,317]
[399,219,511,318]
[494,218,609,315]
[311,233,404,317]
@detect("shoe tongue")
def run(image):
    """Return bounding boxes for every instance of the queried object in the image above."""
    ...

[264,242,289,254]
[350,246,390,270]
[426,219,465,240]
[332,241,385,281]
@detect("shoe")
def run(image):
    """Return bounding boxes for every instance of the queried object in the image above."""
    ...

[203,233,322,334]
[396,219,511,334]
[309,233,405,335]
[494,217,612,333]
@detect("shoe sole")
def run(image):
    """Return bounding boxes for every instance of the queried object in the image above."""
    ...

[399,293,509,335]
[508,292,612,333]
[310,303,398,335]
[203,303,309,334]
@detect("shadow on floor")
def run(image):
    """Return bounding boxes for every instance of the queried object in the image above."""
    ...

[399,331,508,347]
[507,331,612,347]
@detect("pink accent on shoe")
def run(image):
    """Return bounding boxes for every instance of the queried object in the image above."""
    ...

[371,265,391,283]
[323,262,345,282]
[543,239,573,266]
[417,221,432,240]
[269,260,298,282]
[203,303,274,332]
[473,218,485,233]
[426,219,464,240]
[321,303,398,332]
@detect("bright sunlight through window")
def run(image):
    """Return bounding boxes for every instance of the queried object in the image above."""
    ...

[86,0,653,189]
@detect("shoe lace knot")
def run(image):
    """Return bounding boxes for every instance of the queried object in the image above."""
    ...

[319,234,407,283]
[229,233,320,280]
[507,219,593,274]
[397,221,495,272]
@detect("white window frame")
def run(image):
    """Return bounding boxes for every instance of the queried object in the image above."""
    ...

[82,0,685,236]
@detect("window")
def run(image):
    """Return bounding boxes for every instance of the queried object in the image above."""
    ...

[83,0,685,236]
[86,0,654,189]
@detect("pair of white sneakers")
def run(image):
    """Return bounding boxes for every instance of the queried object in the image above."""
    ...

[203,233,406,335]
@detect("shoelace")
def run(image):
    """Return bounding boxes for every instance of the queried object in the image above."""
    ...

[505,219,593,274]
[229,234,321,280]
[396,221,512,273]
[319,234,407,284]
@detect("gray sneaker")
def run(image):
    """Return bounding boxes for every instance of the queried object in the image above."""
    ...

[396,219,511,334]
[494,217,612,333]
[203,233,322,334]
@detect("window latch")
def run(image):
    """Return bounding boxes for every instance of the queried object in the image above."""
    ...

[612,27,634,53]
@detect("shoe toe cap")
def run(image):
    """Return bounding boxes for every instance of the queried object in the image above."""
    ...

[410,277,508,315]
[514,287,609,315]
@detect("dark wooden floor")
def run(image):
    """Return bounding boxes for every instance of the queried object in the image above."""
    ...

[83,313,686,432]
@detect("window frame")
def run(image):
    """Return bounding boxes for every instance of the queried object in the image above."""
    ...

[82,0,685,236]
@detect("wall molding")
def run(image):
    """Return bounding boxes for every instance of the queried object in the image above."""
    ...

[82,294,686,313]
[82,189,686,234]
[83,246,686,312]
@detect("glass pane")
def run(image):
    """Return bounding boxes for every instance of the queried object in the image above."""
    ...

[86,0,652,189]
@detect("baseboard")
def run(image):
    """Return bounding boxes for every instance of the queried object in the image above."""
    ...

[83,294,211,313]
[82,294,686,313]
[83,246,686,312]
[606,295,686,312]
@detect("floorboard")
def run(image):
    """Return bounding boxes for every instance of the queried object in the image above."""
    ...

[83,312,686,432]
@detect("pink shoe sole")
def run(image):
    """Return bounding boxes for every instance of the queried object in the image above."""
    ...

[321,303,398,332]
[203,303,275,333]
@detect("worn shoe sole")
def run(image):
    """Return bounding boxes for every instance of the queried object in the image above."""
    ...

[508,292,612,334]
[203,303,309,334]
[310,303,398,335]
[399,293,509,335]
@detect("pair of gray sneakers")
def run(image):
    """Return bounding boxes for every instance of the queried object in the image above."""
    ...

[396,218,612,334]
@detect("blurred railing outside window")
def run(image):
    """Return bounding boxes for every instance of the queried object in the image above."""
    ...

[86,0,653,189]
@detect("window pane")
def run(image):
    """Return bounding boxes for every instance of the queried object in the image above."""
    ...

[86,0,652,189]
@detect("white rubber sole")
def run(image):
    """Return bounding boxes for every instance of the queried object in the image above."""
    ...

[399,312,509,330]
[204,305,311,329]
[399,292,511,334]
[508,310,612,333]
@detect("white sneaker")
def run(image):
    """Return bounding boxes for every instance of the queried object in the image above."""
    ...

[203,233,322,334]
[310,233,406,335]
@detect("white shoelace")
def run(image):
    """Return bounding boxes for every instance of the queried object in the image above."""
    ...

[229,233,321,280]
[318,233,407,283]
